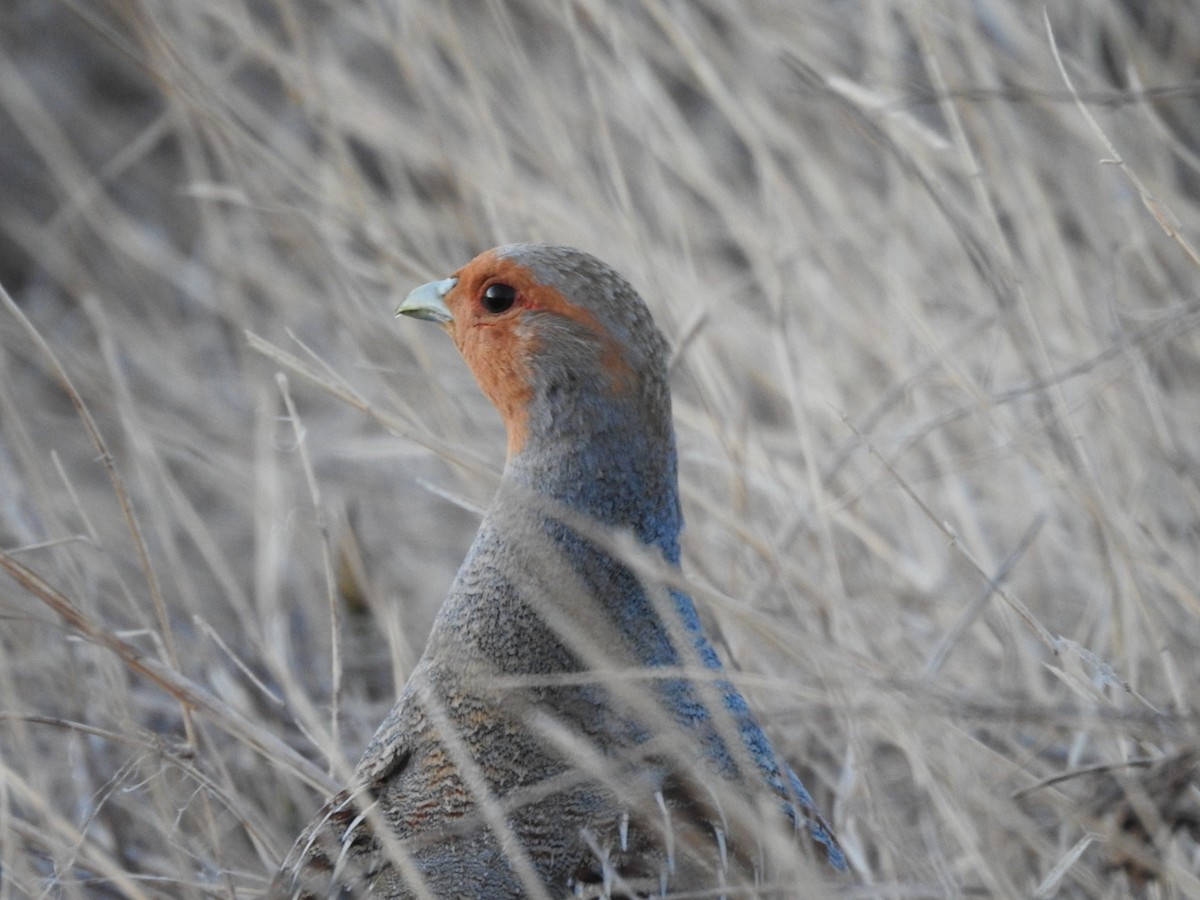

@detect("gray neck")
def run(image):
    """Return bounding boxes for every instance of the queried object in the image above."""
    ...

[505,383,682,565]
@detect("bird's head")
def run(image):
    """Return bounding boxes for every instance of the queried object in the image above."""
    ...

[397,244,672,464]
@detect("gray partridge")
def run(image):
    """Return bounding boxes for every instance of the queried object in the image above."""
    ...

[271,244,844,898]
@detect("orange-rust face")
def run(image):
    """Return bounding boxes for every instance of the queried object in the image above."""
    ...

[428,248,637,457]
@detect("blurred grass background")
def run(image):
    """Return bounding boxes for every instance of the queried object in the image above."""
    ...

[1,1,1199,896]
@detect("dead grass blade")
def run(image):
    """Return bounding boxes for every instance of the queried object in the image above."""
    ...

[0,549,337,796]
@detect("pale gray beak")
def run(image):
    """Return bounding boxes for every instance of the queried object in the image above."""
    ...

[396,277,457,323]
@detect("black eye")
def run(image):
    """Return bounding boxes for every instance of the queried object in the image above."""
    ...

[481,283,516,314]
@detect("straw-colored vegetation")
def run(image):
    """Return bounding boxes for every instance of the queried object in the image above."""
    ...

[1,1,1198,896]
